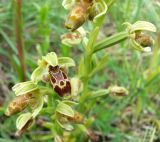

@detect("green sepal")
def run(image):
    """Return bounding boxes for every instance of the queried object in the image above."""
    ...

[56,102,74,117]
[12,81,38,96]
[16,112,32,130]
[58,57,75,67]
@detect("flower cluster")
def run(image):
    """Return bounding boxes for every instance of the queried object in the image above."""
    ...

[5,52,83,136]
[61,0,108,47]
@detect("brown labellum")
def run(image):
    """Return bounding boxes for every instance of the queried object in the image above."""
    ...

[135,33,153,47]
[65,0,92,31]
[5,93,36,116]
[49,65,71,97]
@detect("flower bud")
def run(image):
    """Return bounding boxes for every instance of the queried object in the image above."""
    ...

[5,93,36,116]
[49,65,71,97]
[109,86,128,97]
[124,21,156,52]
[65,1,92,31]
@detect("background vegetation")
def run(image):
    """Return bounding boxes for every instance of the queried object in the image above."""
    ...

[0,0,160,141]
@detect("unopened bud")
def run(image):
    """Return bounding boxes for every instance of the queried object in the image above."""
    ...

[109,86,128,97]
[5,93,36,116]
[65,1,92,31]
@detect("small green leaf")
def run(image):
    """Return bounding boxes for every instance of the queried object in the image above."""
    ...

[56,102,74,117]
[16,113,32,130]
[58,57,75,67]
[42,52,58,66]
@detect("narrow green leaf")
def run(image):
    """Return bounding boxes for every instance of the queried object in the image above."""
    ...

[0,29,17,53]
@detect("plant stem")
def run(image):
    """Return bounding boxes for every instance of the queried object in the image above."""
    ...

[14,0,26,81]
[79,27,100,104]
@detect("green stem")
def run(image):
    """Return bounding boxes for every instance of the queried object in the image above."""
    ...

[79,27,100,104]
[93,31,129,53]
